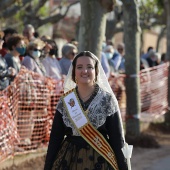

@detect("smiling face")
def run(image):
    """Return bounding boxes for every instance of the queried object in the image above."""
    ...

[75,56,96,86]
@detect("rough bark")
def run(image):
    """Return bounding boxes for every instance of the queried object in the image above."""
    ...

[121,0,141,137]
[78,0,108,58]
[0,0,79,30]
[156,26,166,52]
[164,0,170,123]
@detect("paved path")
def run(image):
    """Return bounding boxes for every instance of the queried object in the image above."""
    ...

[131,145,170,170]
[149,156,170,170]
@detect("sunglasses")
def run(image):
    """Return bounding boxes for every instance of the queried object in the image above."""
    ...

[71,52,76,56]
[34,48,42,52]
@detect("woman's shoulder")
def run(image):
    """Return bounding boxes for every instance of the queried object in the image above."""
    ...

[22,55,34,64]
[98,86,112,98]
[56,88,75,107]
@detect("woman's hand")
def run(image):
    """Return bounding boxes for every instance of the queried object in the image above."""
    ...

[8,67,16,76]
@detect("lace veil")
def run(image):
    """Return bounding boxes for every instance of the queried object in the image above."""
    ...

[63,51,125,141]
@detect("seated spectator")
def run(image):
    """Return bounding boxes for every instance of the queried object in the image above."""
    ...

[140,58,149,70]
[117,43,125,57]
[146,50,159,67]
[0,28,18,57]
[141,46,153,60]
[0,31,16,90]
[117,43,125,73]
[4,34,26,82]
[100,52,110,78]
[104,45,122,73]
[59,43,77,75]
[22,39,46,76]
[41,39,62,80]
[160,53,167,64]
[23,24,36,42]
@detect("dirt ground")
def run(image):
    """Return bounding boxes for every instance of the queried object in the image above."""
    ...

[1,123,170,170]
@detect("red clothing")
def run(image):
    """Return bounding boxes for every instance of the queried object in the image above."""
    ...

[0,48,8,57]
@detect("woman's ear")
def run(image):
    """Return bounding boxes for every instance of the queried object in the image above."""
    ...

[12,45,15,50]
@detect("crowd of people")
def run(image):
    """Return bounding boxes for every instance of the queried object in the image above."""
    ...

[0,25,78,91]
[0,24,167,91]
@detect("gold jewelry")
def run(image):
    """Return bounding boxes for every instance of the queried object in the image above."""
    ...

[78,86,95,102]
[81,93,93,100]
[75,77,78,84]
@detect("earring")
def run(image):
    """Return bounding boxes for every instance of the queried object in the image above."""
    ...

[75,77,78,84]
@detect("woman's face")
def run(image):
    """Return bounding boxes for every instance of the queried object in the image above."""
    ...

[0,38,4,50]
[14,40,26,55]
[75,56,96,86]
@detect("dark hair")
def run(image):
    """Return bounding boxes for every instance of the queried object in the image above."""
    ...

[72,51,99,82]
[147,46,153,52]
[7,34,25,51]
[34,31,39,38]
[3,28,18,48]
[3,28,18,36]
[45,39,58,56]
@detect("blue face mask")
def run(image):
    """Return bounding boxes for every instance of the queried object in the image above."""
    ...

[16,47,26,55]
[105,52,113,60]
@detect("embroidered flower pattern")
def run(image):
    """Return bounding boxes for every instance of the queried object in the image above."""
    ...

[57,88,118,136]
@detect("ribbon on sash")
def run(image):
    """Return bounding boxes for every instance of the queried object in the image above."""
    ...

[62,89,119,170]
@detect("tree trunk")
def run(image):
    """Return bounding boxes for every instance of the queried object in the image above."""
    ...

[156,26,166,52]
[78,0,107,58]
[164,0,170,123]
[122,0,141,137]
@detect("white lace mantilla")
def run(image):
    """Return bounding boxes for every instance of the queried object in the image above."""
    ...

[57,88,119,136]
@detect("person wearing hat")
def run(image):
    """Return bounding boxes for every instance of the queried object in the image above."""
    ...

[0,31,16,90]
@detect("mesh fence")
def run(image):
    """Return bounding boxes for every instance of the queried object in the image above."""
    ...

[0,63,169,163]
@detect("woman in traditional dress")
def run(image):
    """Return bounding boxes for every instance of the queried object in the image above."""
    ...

[44,51,128,170]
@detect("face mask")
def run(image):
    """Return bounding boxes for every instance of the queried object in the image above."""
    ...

[49,49,57,56]
[32,51,41,58]
[151,56,157,61]
[102,42,106,51]
[16,47,26,55]
[105,52,113,60]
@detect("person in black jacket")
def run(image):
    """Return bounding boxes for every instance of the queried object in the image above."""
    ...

[0,31,16,90]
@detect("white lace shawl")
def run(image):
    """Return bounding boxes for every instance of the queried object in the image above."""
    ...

[56,87,119,136]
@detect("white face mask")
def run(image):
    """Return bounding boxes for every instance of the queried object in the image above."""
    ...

[32,51,41,58]
[105,52,113,60]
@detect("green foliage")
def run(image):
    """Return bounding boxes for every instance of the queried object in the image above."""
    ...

[139,0,163,16]
[38,4,49,17]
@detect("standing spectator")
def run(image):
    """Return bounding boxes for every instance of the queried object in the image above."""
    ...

[4,34,26,82]
[23,24,36,42]
[22,39,46,76]
[0,28,18,57]
[41,39,62,80]
[0,31,16,90]
[59,43,77,75]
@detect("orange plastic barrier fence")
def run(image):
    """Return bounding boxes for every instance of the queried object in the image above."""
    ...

[0,63,169,163]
